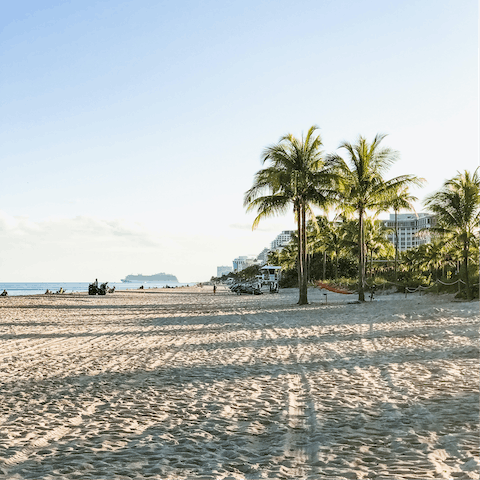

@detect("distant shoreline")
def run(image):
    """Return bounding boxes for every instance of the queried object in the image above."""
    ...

[0,281,197,297]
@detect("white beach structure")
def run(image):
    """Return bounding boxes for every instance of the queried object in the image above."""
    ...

[260,265,282,282]
[260,265,282,292]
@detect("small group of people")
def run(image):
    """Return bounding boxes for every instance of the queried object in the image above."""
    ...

[45,287,65,294]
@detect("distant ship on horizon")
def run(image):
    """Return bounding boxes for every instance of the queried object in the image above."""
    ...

[121,273,178,283]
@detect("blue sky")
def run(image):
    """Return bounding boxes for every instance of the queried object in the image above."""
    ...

[1,0,478,282]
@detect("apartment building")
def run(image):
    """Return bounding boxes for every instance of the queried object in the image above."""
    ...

[232,255,258,272]
[381,213,435,251]
[270,230,294,250]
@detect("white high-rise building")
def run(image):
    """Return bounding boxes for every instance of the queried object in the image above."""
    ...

[381,213,435,251]
[232,255,258,272]
[270,230,294,251]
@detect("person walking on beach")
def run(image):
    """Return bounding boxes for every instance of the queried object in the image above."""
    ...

[213,284,217,295]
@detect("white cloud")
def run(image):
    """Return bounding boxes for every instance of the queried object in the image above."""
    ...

[0,212,167,282]
[0,213,160,244]
[0,211,292,282]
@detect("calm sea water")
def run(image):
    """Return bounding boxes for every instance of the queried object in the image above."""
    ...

[0,281,196,296]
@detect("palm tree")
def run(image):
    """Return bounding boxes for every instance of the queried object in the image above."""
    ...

[279,241,298,271]
[416,240,444,282]
[424,169,480,300]
[267,250,281,266]
[244,126,335,304]
[329,133,423,301]
[307,215,330,280]
[363,217,394,278]
[322,219,348,282]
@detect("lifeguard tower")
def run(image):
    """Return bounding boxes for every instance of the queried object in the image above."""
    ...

[260,265,282,293]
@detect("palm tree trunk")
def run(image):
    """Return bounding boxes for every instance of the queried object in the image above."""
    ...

[463,241,471,300]
[298,203,308,304]
[296,206,302,296]
[335,253,338,282]
[394,209,398,281]
[358,209,366,301]
[323,250,326,280]
[363,245,371,280]
[307,247,312,283]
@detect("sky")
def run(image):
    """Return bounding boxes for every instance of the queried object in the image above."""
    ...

[1,0,478,282]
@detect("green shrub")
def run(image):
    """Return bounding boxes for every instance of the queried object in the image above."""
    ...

[279,268,298,288]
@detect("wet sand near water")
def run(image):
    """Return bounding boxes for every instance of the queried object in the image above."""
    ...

[0,286,478,479]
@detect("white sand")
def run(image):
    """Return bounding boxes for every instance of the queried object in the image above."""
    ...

[0,286,478,479]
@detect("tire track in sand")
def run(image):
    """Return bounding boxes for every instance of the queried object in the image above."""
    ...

[1,332,136,382]
[283,326,319,478]
[256,320,319,478]
[1,402,102,468]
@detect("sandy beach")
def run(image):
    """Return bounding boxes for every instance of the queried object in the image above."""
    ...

[0,286,478,479]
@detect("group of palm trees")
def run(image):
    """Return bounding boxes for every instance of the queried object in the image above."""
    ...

[244,126,479,303]
[267,215,393,284]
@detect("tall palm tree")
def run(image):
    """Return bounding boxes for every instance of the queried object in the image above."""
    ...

[424,169,480,299]
[329,133,422,301]
[244,126,335,304]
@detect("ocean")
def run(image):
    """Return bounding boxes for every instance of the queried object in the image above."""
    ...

[0,281,196,297]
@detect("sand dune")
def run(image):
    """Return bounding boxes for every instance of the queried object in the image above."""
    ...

[0,286,478,479]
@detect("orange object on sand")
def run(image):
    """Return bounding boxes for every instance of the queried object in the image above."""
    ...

[316,281,353,294]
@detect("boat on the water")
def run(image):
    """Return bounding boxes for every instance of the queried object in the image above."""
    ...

[121,273,178,283]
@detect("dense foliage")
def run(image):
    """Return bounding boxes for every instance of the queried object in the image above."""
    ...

[244,126,479,302]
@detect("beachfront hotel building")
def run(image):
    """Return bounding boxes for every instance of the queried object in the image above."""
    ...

[232,256,258,273]
[381,213,436,251]
[270,230,294,251]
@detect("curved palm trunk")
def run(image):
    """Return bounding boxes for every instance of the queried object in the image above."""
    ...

[358,209,366,301]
